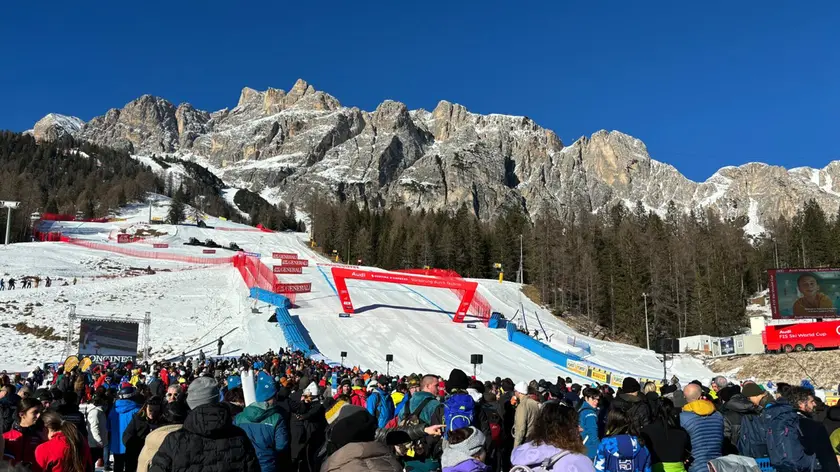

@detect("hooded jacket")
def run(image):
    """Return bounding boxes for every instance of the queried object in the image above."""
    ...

[680,400,723,472]
[824,405,840,436]
[3,422,46,466]
[108,398,142,454]
[511,441,596,472]
[137,424,183,472]
[720,394,758,454]
[611,393,652,434]
[594,435,652,472]
[579,402,600,459]
[148,402,260,472]
[319,441,402,472]
[80,403,109,449]
[366,388,395,428]
[235,401,290,472]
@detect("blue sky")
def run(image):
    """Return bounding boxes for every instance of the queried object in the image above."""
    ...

[2,1,838,181]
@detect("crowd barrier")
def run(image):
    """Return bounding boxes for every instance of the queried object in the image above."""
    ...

[248,287,317,356]
[507,324,663,387]
[60,236,234,265]
[397,268,492,323]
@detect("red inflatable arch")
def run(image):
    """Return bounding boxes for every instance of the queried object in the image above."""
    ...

[331,267,478,323]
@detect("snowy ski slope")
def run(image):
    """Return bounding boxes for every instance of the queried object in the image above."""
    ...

[1,197,714,382]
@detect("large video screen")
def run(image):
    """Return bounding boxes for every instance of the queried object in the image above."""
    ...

[78,320,139,357]
[769,269,840,319]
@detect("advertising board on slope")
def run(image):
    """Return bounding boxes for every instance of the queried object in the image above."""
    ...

[273,265,303,274]
[272,252,298,259]
[768,268,840,319]
[274,283,312,293]
[281,259,309,267]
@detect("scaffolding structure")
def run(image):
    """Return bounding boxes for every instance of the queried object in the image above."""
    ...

[62,305,151,361]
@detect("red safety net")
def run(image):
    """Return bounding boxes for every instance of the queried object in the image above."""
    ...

[396,268,493,323]
[59,236,234,265]
[232,253,297,304]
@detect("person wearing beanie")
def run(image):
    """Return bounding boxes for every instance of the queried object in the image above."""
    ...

[289,375,327,472]
[108,382,142,472]
[149,377,259,472]
[719,384,761,455]
[366,375,395,429]
[321,409,402,472]
[235,372,290,472]
[441,427,488,472]
[513,380,540,448]
[609,377,651,435]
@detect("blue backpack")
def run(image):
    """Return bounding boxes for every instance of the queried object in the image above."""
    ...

[443,393,475,438]
[737,414,769,458]
[598,435,651,472]
[763,402,815,472]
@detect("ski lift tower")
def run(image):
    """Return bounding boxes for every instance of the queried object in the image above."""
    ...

[1,201,20,246]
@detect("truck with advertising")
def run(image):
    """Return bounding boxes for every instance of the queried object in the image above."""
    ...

[763,319,840,353]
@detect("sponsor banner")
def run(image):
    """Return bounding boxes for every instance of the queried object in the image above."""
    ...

[202,249,216,254]
[274,282,312,293]
[153,243,169,248]
[768,268,840,319]
[244,251,261,258]
[116,234,131,243]
[566,360,589,376]
[590,368,609,384]
[610,373,625,388]
[282,259,309,267]
[339,313,351,318]
[273,265,303,274]
[273,252,298,259]
[86,355,137,364]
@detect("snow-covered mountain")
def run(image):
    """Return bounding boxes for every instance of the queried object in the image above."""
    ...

[31,79,840,232]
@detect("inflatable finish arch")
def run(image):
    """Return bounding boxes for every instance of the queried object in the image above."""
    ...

[331,267,478,322]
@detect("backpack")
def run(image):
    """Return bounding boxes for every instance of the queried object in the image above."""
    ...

[481,402,503,447]
[443,393,475,438]
[763,403,816,472]
[599,435,650,472]
[737,414,769,459]
[394,397,435,458]
[510,451,570,472]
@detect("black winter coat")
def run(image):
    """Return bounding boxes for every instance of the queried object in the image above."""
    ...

[148,403,259,472]
[640,420,691,465]
[720,394,758,455]
[823,405,840,437]
[289,392,326,471]
[124,412,160,471]
[0,393,21,434]
[611,393,652,434]
[148,379,166,399]
[55,403,89,442]
[799,413,840,472]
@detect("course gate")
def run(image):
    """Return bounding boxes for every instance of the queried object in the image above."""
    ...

[331,267,478,323]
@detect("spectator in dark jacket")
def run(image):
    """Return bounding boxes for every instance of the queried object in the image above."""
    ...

[289,378,326,472]
[123,395,164,472]
[680,384,723,472]
[610,378,652,435]
[148,376,259,472]
[0,384,21,433]
[54,391,88,442]
[641,399,690,472]
[823,403,840,437]
[148,372,166,400]
[781,387,840,472]
[720,390,759,455]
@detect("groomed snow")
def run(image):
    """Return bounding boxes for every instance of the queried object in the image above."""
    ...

[0,199,715,383]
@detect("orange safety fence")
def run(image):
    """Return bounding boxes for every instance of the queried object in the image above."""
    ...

[396,268,493,323]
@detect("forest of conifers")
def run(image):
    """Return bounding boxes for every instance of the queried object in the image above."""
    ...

[307,196,837,345]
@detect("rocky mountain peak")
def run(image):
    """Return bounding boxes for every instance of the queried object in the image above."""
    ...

[32,113,84,142]
[29,81,840,232]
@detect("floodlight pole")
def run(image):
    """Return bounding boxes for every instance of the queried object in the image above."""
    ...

[4,207,11,246]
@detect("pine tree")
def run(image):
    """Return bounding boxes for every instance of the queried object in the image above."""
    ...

[168,194,186,225]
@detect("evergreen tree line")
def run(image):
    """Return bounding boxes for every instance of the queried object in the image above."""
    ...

[308,196,838,346]
[0,132,302,240]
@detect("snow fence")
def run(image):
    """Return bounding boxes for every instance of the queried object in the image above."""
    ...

[506,324,664,387]
[250,287,317,356]
[60,236,234,264]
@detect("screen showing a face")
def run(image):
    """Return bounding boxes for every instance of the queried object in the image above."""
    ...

[769,269,840,319]
[78,320,139,356]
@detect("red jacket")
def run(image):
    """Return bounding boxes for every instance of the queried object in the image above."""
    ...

[4,425,46,471]
[35,431,93,472]
[350,388,367,407]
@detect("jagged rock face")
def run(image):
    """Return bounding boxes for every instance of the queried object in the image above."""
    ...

[32,114,84,142]
[32,79,840,231]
